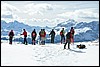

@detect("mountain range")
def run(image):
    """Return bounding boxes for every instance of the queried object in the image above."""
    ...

[1,19,99,43]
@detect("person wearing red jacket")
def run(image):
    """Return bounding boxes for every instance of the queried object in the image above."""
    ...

[39,29,46,45]
[21,29,27,45]
[8,30,14,44]
[60,28,65,44]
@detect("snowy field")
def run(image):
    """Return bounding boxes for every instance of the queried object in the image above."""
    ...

[1,40,99,66]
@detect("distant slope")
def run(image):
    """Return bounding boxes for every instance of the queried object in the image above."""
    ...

[1,19,99,43]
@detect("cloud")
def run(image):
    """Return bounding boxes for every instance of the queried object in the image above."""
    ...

[24,3,54,16]
[27,18,67,27]
[1,2,20,14]
[1,2,23,22]
[80,17,98,19]
[57,8,99,21]
[1,2,20,18]
[75,8,99,19]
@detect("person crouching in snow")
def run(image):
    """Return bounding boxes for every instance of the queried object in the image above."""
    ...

[8,30,14,44]
[31,29,37,45]
[64,32,71,49]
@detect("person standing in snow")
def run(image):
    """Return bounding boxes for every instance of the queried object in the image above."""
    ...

[60,28,65,44]
[49,29,55,43]
[31,29,37,45]
[21,29,27,45]
[64,32,71,49]
[39,29,43,45]
[8,30,14,44]
[40,29,46,45]
[70,27,75,45]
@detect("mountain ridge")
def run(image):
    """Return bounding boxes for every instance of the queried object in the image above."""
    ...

[1,19,99,43]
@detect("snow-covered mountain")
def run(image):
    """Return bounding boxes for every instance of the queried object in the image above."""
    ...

[1,19,99,43]
[1,20,51,35]
[1,20,52,44]
[53,19,99,42]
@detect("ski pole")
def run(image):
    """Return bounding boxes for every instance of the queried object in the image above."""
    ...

[19,34,21,44]
[17,34,21,44]
[13,36,15,45]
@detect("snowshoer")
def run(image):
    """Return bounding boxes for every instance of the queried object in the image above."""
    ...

[70,27,75,45]
[8,30,14,44]
[49,29,55,43]
[21,29,27,45]
[60,28,65,44]
[31,29,37,45]
[64,32,71,49]
[39,29,46,45]
[39,29,43,45]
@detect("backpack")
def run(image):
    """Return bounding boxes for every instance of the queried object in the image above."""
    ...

[60,30,64,36]
[52,31,55,36]
[70,29,74,34]
[9,32,14,37]
[77,44,86,49]
[66,32,70,39]
[41,31,44,36]
[32,33,36,36]
[60,32,62,35]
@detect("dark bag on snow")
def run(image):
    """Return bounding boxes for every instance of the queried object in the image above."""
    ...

[77,44,86,49]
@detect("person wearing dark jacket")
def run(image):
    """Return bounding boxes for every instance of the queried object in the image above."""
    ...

[21,29,27,45]
[39,29,43,45]
[49,29,55,43]
[70,27,75,45]
[64,32,71,49]
[8,30,14,44]
[31,29,37,45]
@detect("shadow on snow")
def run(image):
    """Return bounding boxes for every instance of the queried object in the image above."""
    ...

[69,49,86,53]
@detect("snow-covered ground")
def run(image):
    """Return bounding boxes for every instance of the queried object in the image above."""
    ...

[1,40,99,66]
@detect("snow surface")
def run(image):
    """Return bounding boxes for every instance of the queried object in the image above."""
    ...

[1,40,99,66]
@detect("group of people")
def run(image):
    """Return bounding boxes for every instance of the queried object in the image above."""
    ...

[8,27,75,49]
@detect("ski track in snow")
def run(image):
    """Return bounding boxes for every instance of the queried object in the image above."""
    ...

[1,40,99,66]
